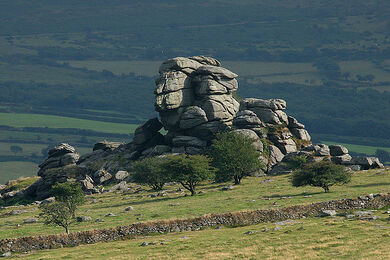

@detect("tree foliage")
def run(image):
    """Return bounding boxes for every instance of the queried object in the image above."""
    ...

[39,202,73,234]
[209,132,263,185]
[10,145,23,155]
[133,157,171,190]
[287,155,308,170]
[51,182,85,218]
[164,154,216,196]
[291,161,351,192]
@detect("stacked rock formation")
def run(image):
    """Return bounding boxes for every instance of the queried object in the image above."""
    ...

[25,144,97,200]
[233,98,311,169]
[155,56,239,143]
[37,143,80,176]
[270,144,384,174]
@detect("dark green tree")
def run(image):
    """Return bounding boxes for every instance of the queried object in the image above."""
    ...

[374,149,390,163]
[39,202,73,234]
[133,157,170,190]
[209,132,263,185]
[291,161,351,193]
[51,182,85,218]
[287,155,308,170]
[10,145,23,155]
[164,154,216,196]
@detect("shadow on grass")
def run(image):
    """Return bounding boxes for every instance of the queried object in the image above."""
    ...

[94,195,185,210]
[351,182,390,188]
[266,191,324,198]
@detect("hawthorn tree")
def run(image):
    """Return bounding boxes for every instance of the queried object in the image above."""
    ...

[208,132,263,184]
[291,161,351,193]
[51,182,85,218]
[39,202,73,234]
[164,154,216,196]
[133,156,170,190]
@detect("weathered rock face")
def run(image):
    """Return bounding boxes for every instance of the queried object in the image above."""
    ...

[270,144,385,175]
[155,56,239,140]
[25,143,98,200]
[233,97,312,169]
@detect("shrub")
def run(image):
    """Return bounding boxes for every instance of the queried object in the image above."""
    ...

[287,155,307,170]
[133,157,170,190]
[39,202,73,234]
[164,154,216,196]
[291,161,351,193]
[209,132,263,184]
[51,182,85,218]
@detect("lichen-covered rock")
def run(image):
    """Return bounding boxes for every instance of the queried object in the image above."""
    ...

[240,98,287,111]
[329,145,349,156]
[179,106,208,129]
[290,128,311,141]
[93,141,122,152]
[133,118,163,145]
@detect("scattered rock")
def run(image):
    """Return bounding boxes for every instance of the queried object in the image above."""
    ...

[125,206,134,211]
[115,171,129,181]
[320,210,337,217]
[77,216,92,222]
[105,213,116,217]
[23,217,38,224]
[221,186,234,191]
[0,252,11,257]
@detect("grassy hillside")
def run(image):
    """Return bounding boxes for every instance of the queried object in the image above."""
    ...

[1,169,389,239]
[0,113,137,134]
[1,168,389,259]
[20,217,390,259]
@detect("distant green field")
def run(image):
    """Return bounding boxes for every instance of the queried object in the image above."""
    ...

[0,161,38,184]
[0,142,92,157]
[322,141,390,155]
[0,113,138,134]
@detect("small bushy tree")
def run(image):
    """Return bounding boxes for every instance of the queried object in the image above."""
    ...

[10,145,23,155]
[39,202,73,234]
[287,155,307,170]
[164,154,216,196]
[209,132,263,184]
[291,161,351,193]
[133,157,170,190]
[51,182,85,218]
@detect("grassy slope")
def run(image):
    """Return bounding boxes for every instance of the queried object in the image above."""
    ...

[20,216,390,259]
[0,113,137,134]
[322,141,390,155]
[1,168,389,239]
[0,161,38,184]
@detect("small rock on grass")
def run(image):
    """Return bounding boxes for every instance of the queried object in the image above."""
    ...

[23,217,38,224]
[105,213,116,217]
[245,231,256,235]
[320,210,337,217]
[1,252,11,257]
[125,206,134,211]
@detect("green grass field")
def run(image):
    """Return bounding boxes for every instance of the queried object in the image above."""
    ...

[0,161,38,184]
[1,168,389,240]
[0,113,137,134]
[322,141,390,155]
[19,216,390,259]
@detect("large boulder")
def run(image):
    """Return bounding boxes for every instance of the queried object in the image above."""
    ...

[133,118,163,145]
[329,145,349,156]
